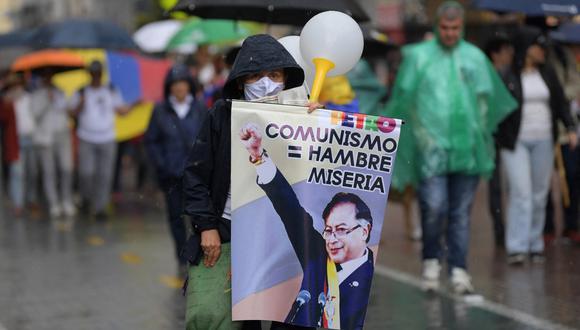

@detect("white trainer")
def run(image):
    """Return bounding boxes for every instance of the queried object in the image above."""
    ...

[62,202,77,217]
[450,267,474,295]
[49,205,62,219]
[422,259,441,291]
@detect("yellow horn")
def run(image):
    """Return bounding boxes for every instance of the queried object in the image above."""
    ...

[309,58,335,102]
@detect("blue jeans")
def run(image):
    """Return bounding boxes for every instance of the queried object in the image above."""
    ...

[9,136,38,208]
[501,139,553,254]
[418,174,480,270]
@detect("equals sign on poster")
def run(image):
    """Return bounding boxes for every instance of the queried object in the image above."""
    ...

[288,145,302,159]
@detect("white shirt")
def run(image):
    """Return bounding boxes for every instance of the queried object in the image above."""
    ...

[29,86,68,146]
[70,85,124,144]
[519,70,552,141]
[170,95,193,119]
[13,92,35,137]
[338,249,369,285]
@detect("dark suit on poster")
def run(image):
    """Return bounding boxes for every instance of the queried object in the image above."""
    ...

[259,170,374,330]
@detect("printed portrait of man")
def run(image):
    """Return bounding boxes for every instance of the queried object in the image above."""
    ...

[240,123,375,330]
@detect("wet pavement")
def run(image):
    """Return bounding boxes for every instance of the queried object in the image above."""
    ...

[378,182,580,330]
[0,183,578,330]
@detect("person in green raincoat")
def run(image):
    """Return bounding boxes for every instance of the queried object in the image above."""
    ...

[385,1,517,294]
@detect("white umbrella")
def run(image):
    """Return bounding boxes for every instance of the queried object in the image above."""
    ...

[133,20,183,53]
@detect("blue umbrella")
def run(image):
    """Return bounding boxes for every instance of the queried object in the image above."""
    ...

[551,23,580,44]
[0,30,35,48]
[0,19,137,50]
[472,0,579,16]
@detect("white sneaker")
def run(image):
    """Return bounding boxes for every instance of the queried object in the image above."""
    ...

[450,267,474,295]
[62,202,77,217]
[422,259,441,291]
[49,205,62,219]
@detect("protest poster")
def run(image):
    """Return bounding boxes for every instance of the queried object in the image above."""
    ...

[231,100,402,329]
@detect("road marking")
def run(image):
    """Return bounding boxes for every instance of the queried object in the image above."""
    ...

[374,265,574,330]
[120,252,142,265]
[86,235,105,246]
[160,275,185,289]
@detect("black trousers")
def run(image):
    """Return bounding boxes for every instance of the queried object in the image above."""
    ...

[163,178,187,265]
[488,147,505,247]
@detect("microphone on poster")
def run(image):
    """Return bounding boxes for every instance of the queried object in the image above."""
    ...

[289,290,311,322]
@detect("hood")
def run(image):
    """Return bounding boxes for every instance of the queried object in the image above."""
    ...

[514,26,547,72]
[163,64,196,100]
[222,34,304,100]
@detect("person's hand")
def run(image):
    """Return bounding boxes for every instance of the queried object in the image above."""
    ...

[306,102,324,114]
[568,131,578,150]
[201,229,221,268]
[239,123,263,160]
[116,105,131,116]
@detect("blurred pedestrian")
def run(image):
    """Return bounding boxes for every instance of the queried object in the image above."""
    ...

[544,41,580,244]
[498,27,577,264]
[144,64,207,275]
[3,74,37,217]
[0,90,20,189]
[30,69,75,218]
[182,34,319,330]
[386,1,517,294]
[69,60,129,220]
[484,35,517,248]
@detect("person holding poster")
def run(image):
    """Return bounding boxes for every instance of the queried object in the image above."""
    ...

[386,1,517,294]
[239,123,374,329]
[182,34,318,330]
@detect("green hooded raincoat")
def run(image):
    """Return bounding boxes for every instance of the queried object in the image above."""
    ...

[386,37,517,190]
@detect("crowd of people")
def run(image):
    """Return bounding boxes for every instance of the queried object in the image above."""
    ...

[1,1,580,329]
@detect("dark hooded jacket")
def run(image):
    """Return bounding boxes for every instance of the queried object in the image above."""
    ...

[182,34,304,264]
[144,64,207,184]
[495,27,576,150]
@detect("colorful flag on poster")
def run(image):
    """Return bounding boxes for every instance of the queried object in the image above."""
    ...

[230,101,402,330]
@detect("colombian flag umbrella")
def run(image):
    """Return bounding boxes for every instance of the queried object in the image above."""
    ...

[52,49,173,141]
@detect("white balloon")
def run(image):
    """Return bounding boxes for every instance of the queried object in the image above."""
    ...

[278,35,314,90]
[300,11,363,77]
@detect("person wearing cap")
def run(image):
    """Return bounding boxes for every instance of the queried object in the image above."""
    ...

[144,64,207,276]
[182,34,320,330]
[386,1,517,294]
[69,60,130,220]
[497,27,577,264]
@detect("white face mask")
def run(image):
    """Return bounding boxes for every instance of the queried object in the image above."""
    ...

[244,76,285,100]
